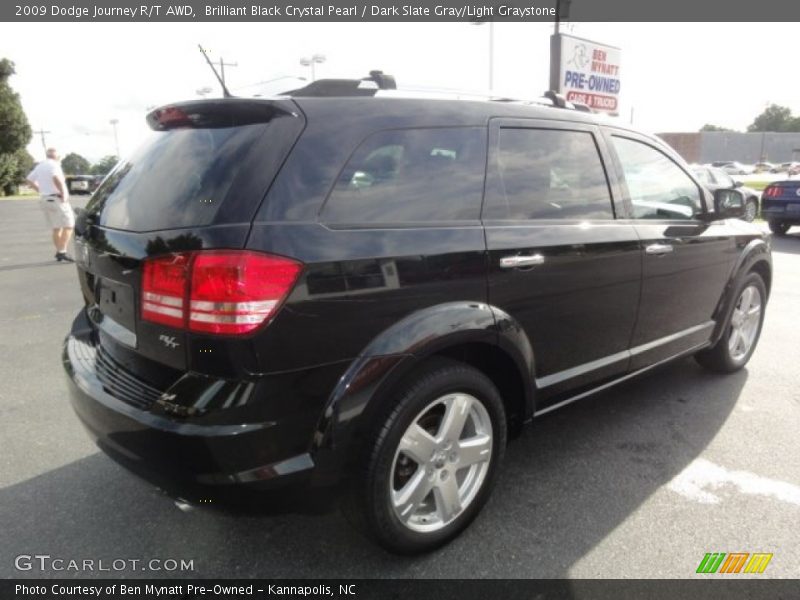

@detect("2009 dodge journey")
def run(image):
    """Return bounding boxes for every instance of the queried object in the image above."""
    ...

[63,74,771,554]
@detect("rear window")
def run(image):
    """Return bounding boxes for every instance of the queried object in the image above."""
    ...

[321,127,487,224]
[86,124,267,232]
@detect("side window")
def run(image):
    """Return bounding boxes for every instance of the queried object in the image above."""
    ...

[611,136,703,220]
[484,128,614,220]
[321,127,486,224]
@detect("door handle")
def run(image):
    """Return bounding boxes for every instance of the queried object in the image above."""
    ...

[500,254,545,269]
[645,243,674,256]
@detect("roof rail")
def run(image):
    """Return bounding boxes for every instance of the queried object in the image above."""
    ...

[275,73,597,115]
[281,70,397,98]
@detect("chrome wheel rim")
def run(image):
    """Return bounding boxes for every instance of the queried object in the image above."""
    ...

[390,393,493,533]
[745,201,757,221]
[728,285,762,361]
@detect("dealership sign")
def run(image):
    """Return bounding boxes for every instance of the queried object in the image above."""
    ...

[552,33,621,115]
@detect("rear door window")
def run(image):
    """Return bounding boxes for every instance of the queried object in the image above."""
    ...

[321,127,487,224]
[484,128,614,220]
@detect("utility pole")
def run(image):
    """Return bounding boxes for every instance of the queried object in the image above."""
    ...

[549,0,572,92]
[33,128,51,154]
[219,57,237,85]
[109,119,120,157]
[198,45,232,97]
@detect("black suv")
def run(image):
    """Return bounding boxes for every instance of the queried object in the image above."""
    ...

[64,78,771,554]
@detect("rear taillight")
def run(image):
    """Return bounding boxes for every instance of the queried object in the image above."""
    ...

[763,186,781,198]
[142,254,190,328]
[141,251,302,336]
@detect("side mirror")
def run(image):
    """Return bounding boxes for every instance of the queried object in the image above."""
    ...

[713,188,746,219]
[733,180,743,188]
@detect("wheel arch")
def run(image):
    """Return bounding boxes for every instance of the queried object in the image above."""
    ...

[709,238,772,345]
[309,302,535,482]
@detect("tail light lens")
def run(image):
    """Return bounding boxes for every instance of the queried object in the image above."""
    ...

[141,254,190,328]
[141,251,302,336]
[763,186,781,198]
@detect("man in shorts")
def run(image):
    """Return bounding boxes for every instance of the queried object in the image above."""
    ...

[26,147,75,262]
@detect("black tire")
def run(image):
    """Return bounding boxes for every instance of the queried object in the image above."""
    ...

[348,357,506,554]
[695,272,766,373]
[768,221,790,235]
[744,198,759,222]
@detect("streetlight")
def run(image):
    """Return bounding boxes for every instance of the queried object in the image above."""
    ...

[471,21,494,91]
[109,119,120,158]
[196,86,213,97]
[299,53,326,81]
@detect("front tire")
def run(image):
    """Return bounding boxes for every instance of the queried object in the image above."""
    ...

[744,198,758,222]
[353,358,506,554]
[695,272,766,373]
[769,221,790,235]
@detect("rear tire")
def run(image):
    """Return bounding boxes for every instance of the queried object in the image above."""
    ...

[768,221,790,235]
[348,357,506,554]
[695,272,766,373]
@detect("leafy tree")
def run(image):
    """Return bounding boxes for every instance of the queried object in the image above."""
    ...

[0,58,33,195]
[747,104,799,132]
[62,152,91,175]
[700,124,733,132]
[5,148,34,195]
[91,155,119,176]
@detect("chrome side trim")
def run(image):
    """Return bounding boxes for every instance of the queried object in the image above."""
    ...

[533,341,710,418]
[535,321,715,389]
[535,349,629,389]
[629,321,714,357]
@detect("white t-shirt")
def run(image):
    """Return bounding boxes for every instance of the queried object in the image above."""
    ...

[27,159,68,199]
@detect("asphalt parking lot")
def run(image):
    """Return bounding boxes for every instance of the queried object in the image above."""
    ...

[0,196,798,579]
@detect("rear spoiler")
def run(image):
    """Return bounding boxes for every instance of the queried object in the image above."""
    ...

[146,98,295,131]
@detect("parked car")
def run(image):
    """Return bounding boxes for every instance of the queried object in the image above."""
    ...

[753,162,776,173]
[66,174,101,195]
[770,162,800,174]
[691,165,760,221]
[63,80,772,554]
[762,179,800,235]
[719,161,753,176]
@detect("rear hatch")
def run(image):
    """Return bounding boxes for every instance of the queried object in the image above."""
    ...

[75,98,305,383]
[763,180,800,215]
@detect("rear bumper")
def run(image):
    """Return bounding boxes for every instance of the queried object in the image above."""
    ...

[62,311,344,507]
[762,204,800,222]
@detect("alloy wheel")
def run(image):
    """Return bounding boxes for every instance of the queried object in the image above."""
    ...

[390,393,493,533]
[728,284,762,361]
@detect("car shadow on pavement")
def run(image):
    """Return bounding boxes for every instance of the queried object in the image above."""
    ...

[0,358,746,579]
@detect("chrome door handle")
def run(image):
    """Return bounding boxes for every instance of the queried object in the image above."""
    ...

[645,243,674,256]
[500,254,545,269]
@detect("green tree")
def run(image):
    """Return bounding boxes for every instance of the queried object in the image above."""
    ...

[747,104,799,132]
[700,124,733,132]
[4,148,34,195]
[62,152,91,175]
[91,155,119,176]
[0,58,33,195]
